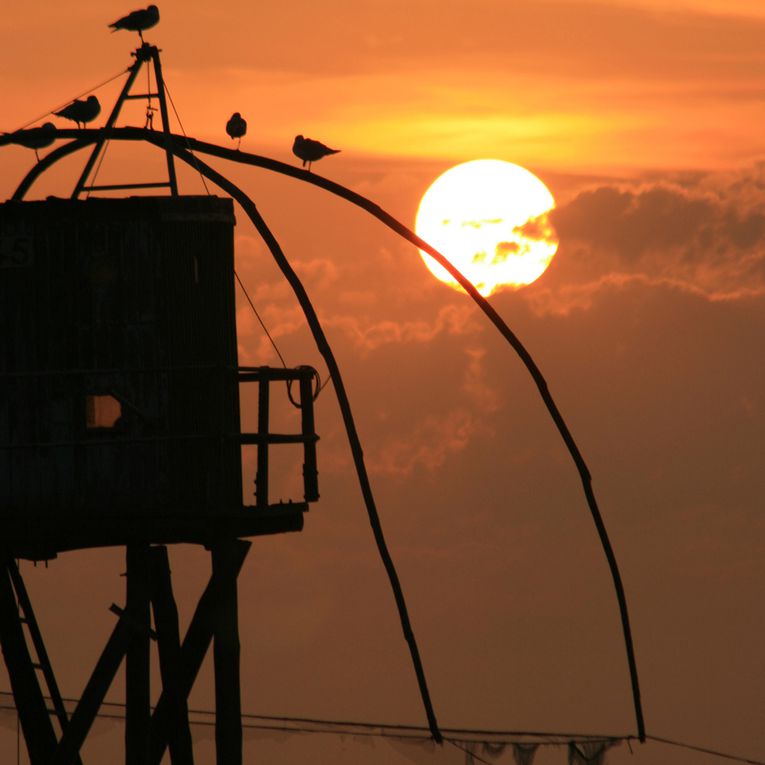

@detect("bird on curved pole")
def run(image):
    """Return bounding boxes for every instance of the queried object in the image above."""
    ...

[4,123,56,160]
[226,113,247,150]
[53,97,101,129]
[292,134,340,171]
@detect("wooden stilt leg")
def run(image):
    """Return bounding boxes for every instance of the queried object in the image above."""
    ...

[150,539,250,765]
[126,544,151,765]
[212,541,243,765]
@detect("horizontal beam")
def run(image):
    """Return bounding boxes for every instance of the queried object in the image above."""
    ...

[81,182,171,191]
[238,367,316,382]
[5,508,305,560]
[239,432,318,445]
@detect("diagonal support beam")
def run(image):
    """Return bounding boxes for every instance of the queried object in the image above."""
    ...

[51,612,131,765]
[149,539,251,765]
[126,544,152,765]
[150,546,194,765]
[71,57,143,198]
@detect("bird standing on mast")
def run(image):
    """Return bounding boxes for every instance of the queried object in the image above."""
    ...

[109,5,160,42]
[226,113,247,149]
[292,135,340,171]
[54,96,101,129]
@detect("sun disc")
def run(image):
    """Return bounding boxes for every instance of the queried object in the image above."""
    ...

[415,159,559,296]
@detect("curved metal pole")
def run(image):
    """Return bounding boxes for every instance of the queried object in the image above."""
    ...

[148,140,444,742]
[11,138,92,200]
[4,127,645,741]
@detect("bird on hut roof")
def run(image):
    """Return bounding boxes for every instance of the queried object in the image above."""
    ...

[109,5,160,42]
[292,135,340,171]
[54,96,101,129]
[226,113,247,149]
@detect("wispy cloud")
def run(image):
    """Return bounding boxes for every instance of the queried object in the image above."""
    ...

[368,407,481,478]
[325,304,480,354]
[368,348,500,477]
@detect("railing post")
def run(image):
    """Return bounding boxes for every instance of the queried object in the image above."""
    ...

[299,368,319,502]
[255,371,269,507]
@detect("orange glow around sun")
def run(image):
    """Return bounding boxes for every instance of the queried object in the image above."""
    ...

[415,160,559,297]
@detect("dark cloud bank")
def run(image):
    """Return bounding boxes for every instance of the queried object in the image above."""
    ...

[541,162,765,312]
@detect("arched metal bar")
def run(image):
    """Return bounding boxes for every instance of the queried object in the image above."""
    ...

[10,138,92,200]
[2,126,645,741]
[141,138,445,743]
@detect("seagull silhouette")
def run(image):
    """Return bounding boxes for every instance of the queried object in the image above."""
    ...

[54,96,101,129]
[226,112,247,149]
[5,123,56,161]
[292,135,340,171]
[109,5,160,42]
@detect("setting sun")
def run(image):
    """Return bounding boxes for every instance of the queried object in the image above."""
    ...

[415,159,559,296]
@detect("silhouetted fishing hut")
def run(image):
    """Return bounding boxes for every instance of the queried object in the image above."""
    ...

[0,193,320,765]
[1,195,318,555]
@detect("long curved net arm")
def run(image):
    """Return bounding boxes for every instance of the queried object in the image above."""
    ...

[147,138,444,742]
[3,127,645,741]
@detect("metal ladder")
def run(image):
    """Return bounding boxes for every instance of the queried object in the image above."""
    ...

[0,559,82,765]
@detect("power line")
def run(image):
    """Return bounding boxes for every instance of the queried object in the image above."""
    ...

[1,691,762,765]
[12,68,129,133]
[647,735,765,765]
[0,692,626,744]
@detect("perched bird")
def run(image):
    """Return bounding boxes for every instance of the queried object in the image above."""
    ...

[6,123,56,160]
[109,5,160,41]
[292,135,340,171]
[54,96,101,129]
[226,112,247,149]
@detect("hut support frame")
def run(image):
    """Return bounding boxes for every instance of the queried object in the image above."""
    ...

[72,42,178,198]
[0,540,251,765]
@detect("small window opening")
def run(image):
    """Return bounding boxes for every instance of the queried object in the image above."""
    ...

[86,395,122,429]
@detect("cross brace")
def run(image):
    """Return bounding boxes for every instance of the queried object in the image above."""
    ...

[0,539,251,765]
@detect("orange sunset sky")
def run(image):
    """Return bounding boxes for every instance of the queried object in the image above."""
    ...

[1,1,764,764]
